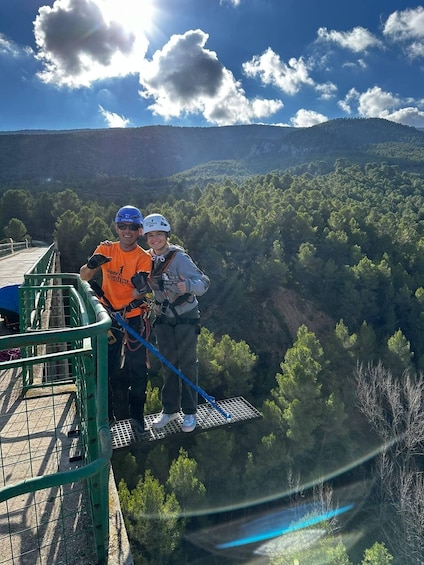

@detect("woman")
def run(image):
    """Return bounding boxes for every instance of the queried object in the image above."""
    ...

[143,213,210,433]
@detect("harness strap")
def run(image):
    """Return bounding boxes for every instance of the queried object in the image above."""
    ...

[151,249,193,317]
[88,279,148,313]
[151,249,179,282]
[127,298,148,312]
[156,292,192,317]
[88,279,150,365]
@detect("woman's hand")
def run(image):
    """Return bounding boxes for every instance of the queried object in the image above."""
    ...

[176,276,188,293]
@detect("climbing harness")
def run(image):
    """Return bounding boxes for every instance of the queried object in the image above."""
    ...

[151,248,193,318]
[88,280,151,368]
[88,277,232,421]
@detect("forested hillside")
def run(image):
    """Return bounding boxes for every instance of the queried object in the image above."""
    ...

[3,158,424,372]
[1,118,424,184]
[1,120,424,563]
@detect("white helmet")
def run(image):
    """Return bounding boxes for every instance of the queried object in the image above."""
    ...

[143,213,171,234]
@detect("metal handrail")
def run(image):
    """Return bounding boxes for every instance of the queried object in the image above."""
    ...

[0,258,112,563]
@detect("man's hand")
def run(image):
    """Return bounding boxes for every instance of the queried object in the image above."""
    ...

[131,271,150,294]
[86,253,112,269]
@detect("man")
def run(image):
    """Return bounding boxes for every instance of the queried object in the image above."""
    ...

[80,205,152,430]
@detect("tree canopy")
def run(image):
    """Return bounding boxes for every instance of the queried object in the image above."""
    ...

[2,155,424,563]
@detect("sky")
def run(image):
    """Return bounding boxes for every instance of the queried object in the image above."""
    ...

[1,0,424,131]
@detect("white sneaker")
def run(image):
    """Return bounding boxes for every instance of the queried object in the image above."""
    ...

[152,412,179,429]
[182,414,197,433]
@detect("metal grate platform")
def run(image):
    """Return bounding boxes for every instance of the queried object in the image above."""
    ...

[110,396,262,450]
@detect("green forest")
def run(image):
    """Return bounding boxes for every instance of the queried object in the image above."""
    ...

[1,156,424,564]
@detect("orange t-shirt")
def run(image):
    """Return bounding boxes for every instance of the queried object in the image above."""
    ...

[95,242,151,318]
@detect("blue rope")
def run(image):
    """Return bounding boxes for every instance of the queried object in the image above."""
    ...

[113,313,232,421]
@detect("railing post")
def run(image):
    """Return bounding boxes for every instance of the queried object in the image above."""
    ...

[9,237,14,253]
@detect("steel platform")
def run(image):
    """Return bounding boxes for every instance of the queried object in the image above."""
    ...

[110,396,262,449]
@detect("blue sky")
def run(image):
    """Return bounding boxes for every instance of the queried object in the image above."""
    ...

[1,0,424,131]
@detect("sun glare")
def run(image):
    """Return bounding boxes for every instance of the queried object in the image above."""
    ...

[100,0,156,36]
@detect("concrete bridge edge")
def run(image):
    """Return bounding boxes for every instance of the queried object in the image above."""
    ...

[108,466,134,564]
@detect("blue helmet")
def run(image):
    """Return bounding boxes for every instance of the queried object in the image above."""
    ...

[114,205,144,226]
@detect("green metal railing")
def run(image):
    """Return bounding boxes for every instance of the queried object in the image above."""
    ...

[0,246,112,564]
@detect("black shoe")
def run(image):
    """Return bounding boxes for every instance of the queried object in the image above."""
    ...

[131,418,147,434]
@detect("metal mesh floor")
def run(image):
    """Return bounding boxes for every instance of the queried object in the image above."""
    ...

[110,396,262,449]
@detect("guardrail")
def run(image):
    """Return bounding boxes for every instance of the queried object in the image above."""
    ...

[0,247,112,564]
[0,238,30,258]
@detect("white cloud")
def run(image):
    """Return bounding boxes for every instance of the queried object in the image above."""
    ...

[383,6,424,41]
[339,86,400,118]
[315,82,337,100]
[357,86,400,118]
[33,0,148,87]
[98,105,130,127]
[338,88,359,114]
[242,48,338,104]
[290,109,328,128]
[408,41,424,58]
[317,26,383,53]
[220,0,241,6]
[243,48,315,95]
[383,6,424,59]
[342,58,367,70]
[138,29,283,125]
[0,33,33,58]
[385,107,424,128]
[338,86,424,128]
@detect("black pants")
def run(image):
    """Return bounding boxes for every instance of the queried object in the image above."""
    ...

[108,315,148,422]
[154,316,200,415]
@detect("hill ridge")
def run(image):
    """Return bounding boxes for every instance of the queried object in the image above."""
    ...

[0,118,423,183]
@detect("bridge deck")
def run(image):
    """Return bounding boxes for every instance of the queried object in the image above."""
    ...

[0,247,50,288]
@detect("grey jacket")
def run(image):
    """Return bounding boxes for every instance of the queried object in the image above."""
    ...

[149,244,210,318]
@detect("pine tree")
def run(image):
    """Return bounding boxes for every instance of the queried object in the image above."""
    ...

[272,325,326,456]
[118,470,183,564]
[166,448,206,512]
